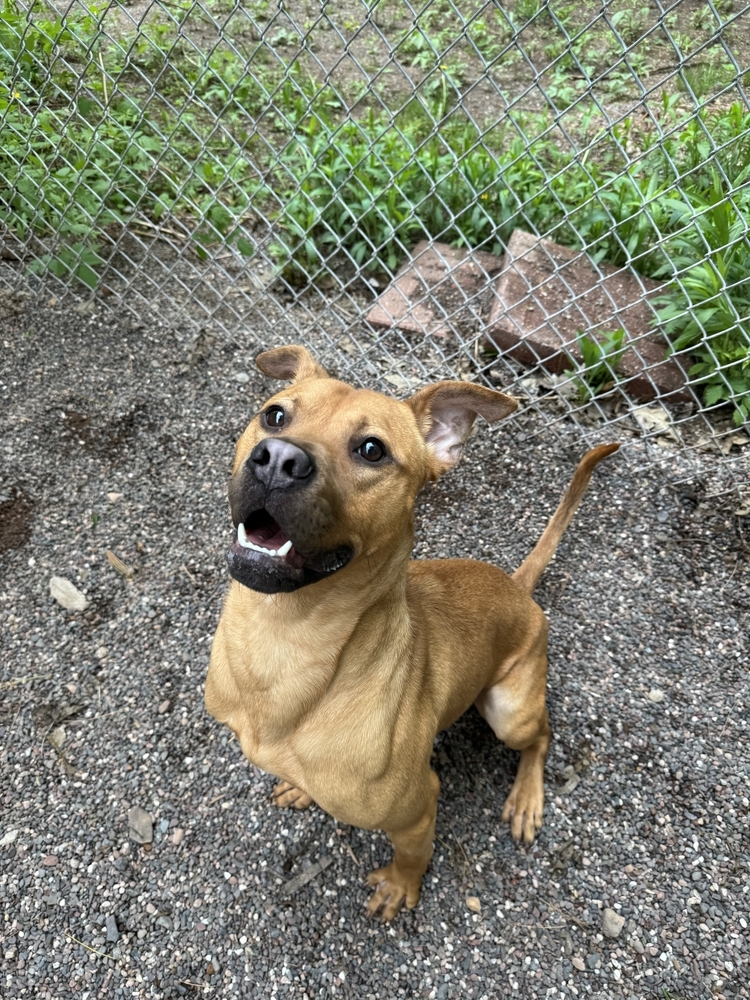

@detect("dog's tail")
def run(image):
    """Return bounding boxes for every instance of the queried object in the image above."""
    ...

[512,443,620,595]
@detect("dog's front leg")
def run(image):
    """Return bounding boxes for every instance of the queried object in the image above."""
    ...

[366,770,439,921]
[272,780,314,810]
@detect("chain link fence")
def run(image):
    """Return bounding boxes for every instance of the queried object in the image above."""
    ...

[1,0,749,485]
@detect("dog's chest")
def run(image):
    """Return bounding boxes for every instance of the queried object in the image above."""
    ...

[234,683,387,766]
[228,677,399,824]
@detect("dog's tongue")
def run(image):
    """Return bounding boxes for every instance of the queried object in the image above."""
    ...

[244,517,305,569]
[247,520,288,549]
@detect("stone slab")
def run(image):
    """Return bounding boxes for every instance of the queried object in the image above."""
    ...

[366,240,504,338]
[485,230,691,402]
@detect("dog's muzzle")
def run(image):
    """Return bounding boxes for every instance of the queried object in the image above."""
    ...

[226,440,353,593]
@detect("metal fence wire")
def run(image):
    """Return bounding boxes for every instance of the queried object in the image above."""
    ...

[1,0,750,474]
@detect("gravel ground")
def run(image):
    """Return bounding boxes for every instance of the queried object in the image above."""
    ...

[1,294,749,1000]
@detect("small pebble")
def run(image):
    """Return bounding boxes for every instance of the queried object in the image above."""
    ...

[127,806,153,844]
[602,907,625,938]
[105,915,119,943]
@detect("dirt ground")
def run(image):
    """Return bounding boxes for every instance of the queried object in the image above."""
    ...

[1,290,749,999]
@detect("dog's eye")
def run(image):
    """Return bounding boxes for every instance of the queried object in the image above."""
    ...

[264,406,285,429]
[357,438,386,463]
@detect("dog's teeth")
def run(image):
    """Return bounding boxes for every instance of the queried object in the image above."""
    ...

[237,524,291,558]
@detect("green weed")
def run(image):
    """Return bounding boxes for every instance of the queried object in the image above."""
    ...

[677,58,736,100]
[513,0,543,25]
[654,174,750,425]
[609,5,650,46]
[565,329,627,402]
[0,0,72,99]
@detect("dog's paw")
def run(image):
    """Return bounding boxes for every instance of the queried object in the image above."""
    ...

[501,779,544,845]
[365,865,421,921]
[272,781,313,810]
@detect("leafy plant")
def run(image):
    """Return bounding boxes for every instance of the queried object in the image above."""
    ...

[654,174,750,425]
[564,329,627,402]
[609,5,650,46]
[513,0,542,25]
[0,0,748,369]
[678,58,736,100]
[0,0,72,98]
[690,339,750,426]
[30,242,104,289]
[467,16,505,62]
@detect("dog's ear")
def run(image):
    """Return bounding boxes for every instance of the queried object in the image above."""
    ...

[408,381,517,473]
[256,345,329,383]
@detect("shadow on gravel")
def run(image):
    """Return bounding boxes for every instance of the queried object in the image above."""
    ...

[0,487,33,552]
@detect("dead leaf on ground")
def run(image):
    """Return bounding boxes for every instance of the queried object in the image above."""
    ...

[47,726,66,750]
[633,404,681,443]
[107,549,134,578]
[384,373,418,392]
[338,336,358,355]
[466,896,481,913]
[33,701,83,729]
[719,432,750,455]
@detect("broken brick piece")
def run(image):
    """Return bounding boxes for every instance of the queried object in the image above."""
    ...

[485,230,691,401]
[366,241,504,338]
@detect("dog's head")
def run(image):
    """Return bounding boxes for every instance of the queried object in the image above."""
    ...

[226,345,517,594]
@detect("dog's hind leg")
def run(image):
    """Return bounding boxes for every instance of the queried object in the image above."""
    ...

[475,632,551,844]
[499,706,550,844]
[272,781,314,810]
[366,769,440,921]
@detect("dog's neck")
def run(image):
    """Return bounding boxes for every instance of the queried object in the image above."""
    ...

[248,533,411,617]
[225,533,414,676]
[216,535,416,743]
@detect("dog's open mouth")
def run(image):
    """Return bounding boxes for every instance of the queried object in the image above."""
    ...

[227,508,353,593]
[235,508,305,569]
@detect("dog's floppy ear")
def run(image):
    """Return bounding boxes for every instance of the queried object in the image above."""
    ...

[408,381,517,473]
[256,345,329,383]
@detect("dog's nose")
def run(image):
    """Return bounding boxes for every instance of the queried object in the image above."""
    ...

[249,438,315,489]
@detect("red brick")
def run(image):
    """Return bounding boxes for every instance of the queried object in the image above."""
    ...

[366,240,504,338]
[485,230,691,401]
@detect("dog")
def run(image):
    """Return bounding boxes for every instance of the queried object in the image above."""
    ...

[205,344,618,920]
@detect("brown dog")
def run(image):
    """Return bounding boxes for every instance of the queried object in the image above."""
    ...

[205,345,618,920]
